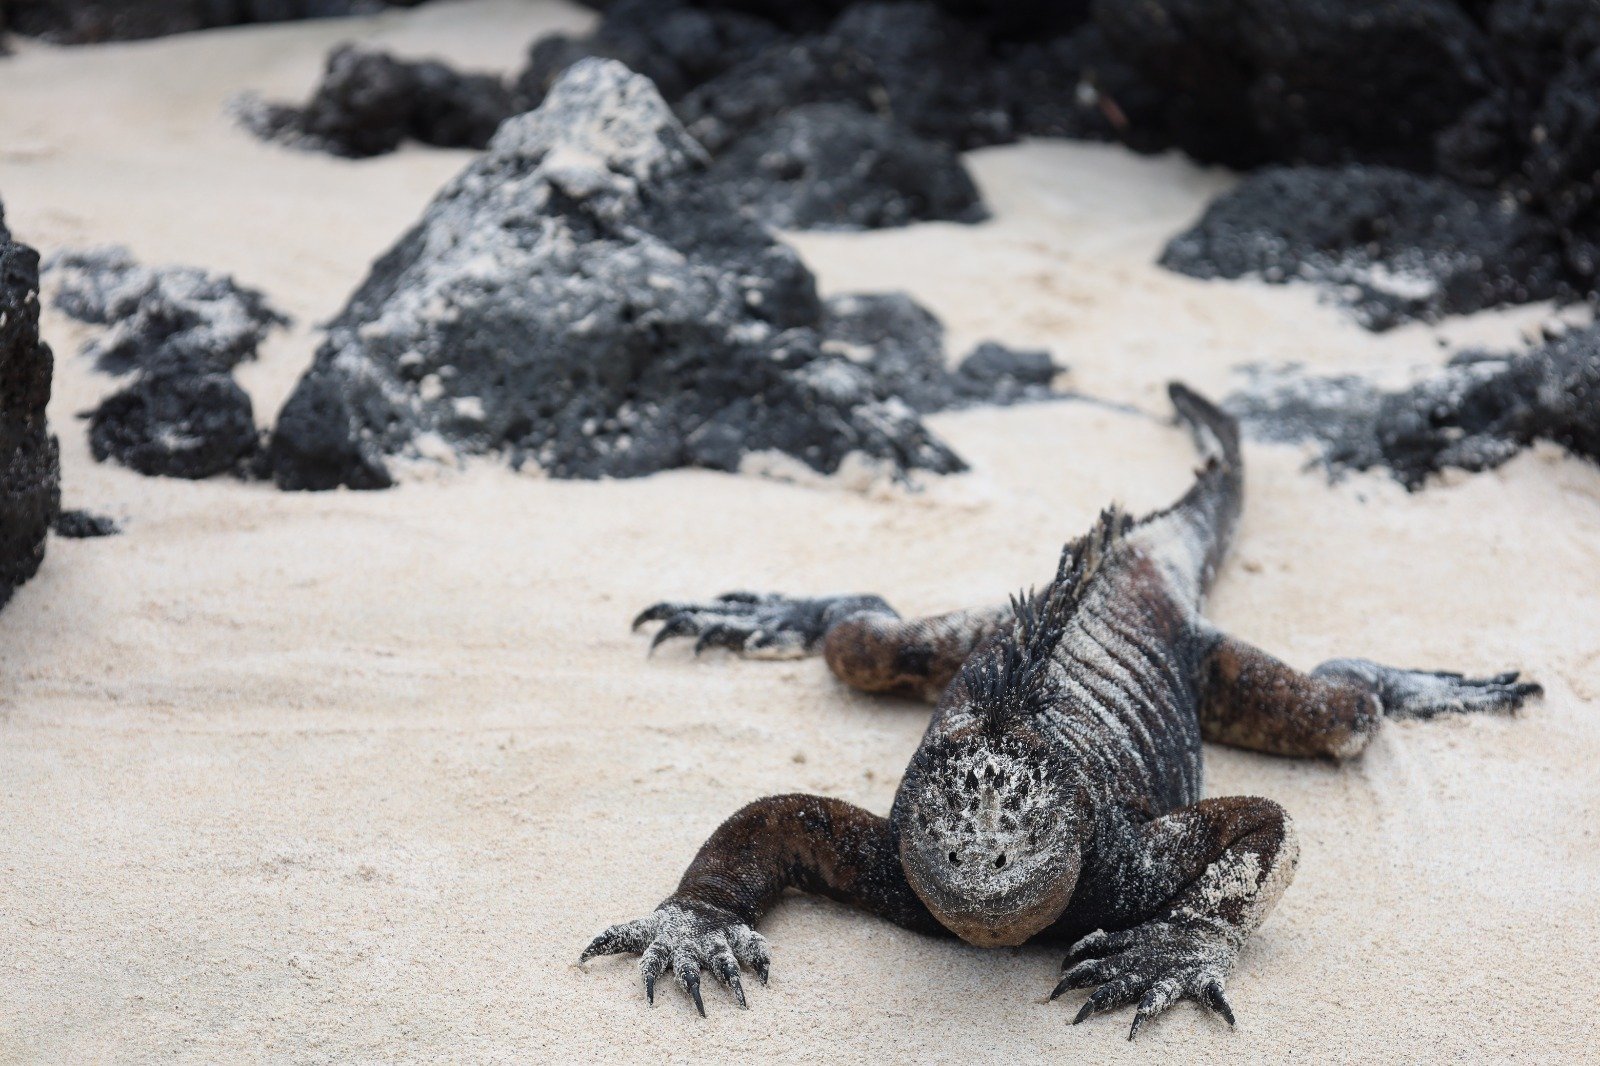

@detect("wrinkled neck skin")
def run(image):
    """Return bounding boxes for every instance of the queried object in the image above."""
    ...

[891,722,1096,948]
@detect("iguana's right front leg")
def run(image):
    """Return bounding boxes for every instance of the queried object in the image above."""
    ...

[634,592,1008,700]
[579,794,940,1014]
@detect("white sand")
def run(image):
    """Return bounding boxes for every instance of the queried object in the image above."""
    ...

[1,3,1598,1061]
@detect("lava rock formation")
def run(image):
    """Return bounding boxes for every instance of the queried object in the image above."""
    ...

[3,0,431,44]
[0,204,61,608]
[49,248,286,480]
[1225,325,1600,489]
[234,45,516,159]
[48,247,287,375]
[267,59,1060,491]
[239,2,989,231]
[1161,166,1572,330]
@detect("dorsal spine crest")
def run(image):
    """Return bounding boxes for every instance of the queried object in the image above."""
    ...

[963,506,1132,730]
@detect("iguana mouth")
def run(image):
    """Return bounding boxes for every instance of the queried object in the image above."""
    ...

[900,839,1081,948]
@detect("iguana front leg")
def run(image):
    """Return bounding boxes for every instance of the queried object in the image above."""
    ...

[634,592,1008,700]
[1052,797,1299,1039]
[1196,631,1542,759]
[633,592,894,658]
[579,794,939,1014]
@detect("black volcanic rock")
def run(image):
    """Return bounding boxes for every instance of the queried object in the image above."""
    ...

[674,35,885,154]
[87,362,261,480]
[1089,0,1491,171]
[0,205,61,609]
[817,293,1060,411]
[824,2,1011,150]
[48,248,284,480]
[268,59,1061,491]
[653,0,1090,36]
[53,509,120,538]
[48,247,288,374]
[514,0,784,111]
[1161,165,1571,330]
[236,45,516,157]
[702,102,983,229]
[5,0,431,44]
[243,8,987,232]
[1225,325,1600,489]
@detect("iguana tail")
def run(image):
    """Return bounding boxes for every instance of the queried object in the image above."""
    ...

[1154,382,1244,593]
[1169,381,1241,473]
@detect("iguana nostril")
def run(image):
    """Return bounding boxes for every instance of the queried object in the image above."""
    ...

[994,853,1007,869]
[948,851,961,866]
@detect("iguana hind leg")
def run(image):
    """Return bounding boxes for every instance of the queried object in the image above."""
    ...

[579,794,940,1014]
[635,592,1008,701]
[1195,631,1542,759]
[1053,796,1299,1039]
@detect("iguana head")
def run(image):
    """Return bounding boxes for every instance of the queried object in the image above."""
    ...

[895,527,1122,946]
[895,728,1086,947]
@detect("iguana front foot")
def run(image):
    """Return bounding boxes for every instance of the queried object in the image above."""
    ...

[633,592,891,658]
[579,898,771,1015]
[1313,659,1542,719]
[1052,920,1239,1040]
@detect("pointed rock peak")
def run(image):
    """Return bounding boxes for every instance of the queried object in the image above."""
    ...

[490,58,708,188]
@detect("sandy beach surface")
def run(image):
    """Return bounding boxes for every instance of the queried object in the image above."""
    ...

[2,2,1598,1062]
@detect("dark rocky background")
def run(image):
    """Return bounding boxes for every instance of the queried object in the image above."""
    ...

[2,0,1596,541]
[218,0,1600,325]
[1,0,432,44]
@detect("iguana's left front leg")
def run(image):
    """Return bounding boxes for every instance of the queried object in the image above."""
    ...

[1052,797,1299,1039]
[580,794,940,1014]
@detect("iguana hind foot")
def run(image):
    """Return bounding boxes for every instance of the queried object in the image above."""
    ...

[1312,660,1541,720]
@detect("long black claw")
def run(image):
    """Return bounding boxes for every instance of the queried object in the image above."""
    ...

[632,603,676,631]
[649,615,697,653]
[708,949,747,1008]
[755,956,770,985]
[640,942,671,1006]
[1049,975,1073,1002]
[1069,976,1143,1027]
[685,969,705,1017]
[694,624,737,656]
[1203,981,1235,1026]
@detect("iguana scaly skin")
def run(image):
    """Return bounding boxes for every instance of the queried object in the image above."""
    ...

[581,384,1540,1038]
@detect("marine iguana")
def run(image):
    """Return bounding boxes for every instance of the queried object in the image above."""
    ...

[580,383,1540,1038]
